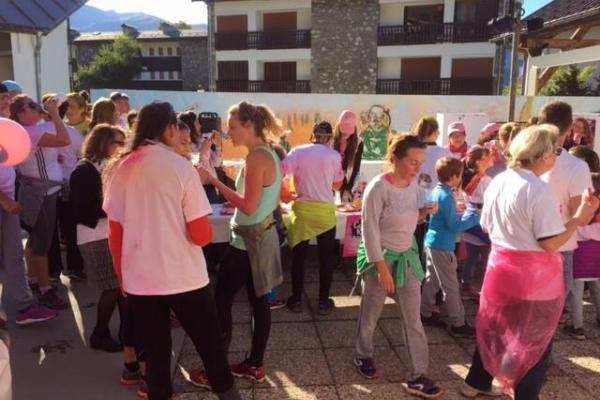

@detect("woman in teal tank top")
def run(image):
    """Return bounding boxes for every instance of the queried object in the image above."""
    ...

[196,101,283,383]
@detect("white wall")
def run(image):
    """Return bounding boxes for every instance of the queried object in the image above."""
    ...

[380,3,404,26]
[11,21,70,100]
[297,59,310,80]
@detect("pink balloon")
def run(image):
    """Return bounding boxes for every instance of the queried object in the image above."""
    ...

[0,117,31,167]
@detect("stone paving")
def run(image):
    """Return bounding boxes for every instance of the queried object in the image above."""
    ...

[171,259,600,400]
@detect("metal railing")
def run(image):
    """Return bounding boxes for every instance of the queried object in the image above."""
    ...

[378,22,491,45]
[215,30,311,50]
[216,80,311,93]
[376,77,494,95]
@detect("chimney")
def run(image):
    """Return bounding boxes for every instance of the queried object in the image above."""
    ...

[121,24,139,38]
[159,22,179,36]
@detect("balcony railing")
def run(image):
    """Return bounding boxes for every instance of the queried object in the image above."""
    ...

[215,30,311,50]
[376,77,494,95]
[378,22,491,45]
[217,80,311,93]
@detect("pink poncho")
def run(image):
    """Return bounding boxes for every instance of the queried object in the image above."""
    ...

[476,245,564,393]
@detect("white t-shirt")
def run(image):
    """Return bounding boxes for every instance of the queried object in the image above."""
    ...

[469,175,492,204]
[58,126,84,180]
[0,166,16,200]
[282,143,344,203]
[482,168,566,251]
[103,143,212,296]
[17,122,63,194]
[77,217,108,245]
[577,222,600,242]
[541,151,592,252]
[418,145,452,191]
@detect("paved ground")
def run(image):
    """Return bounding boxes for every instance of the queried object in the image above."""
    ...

[5,253,600,399]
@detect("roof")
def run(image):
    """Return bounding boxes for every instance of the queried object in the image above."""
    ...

[526,0,600,26]
[0,0,88,34]
[73,29,207,43]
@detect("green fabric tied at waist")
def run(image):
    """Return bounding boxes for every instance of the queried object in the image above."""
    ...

[356,237,424,288]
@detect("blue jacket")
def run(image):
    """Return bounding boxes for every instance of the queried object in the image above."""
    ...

[425,183,480,251]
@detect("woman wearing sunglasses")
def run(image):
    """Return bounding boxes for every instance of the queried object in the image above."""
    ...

[103,102,241,400]
[10,95,71,310]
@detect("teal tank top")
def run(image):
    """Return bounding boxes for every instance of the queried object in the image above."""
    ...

[231,146,282,249]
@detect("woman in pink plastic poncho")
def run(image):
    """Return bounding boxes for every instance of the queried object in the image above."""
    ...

[460,124,599,399]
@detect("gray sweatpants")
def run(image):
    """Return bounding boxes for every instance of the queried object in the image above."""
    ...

[0,208,35,311]
[571,280,600,329]
[421,247,465,327]
[355,264,429,380]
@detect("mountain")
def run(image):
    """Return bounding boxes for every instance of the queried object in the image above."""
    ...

[70,5,206,32]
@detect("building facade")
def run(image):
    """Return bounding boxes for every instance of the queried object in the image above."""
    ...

[200,0,501,95]
[70,23,209,91]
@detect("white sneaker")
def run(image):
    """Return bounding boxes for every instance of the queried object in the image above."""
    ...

[460,381,505,398]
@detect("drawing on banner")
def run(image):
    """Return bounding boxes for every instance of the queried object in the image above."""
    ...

[360,105,397,160]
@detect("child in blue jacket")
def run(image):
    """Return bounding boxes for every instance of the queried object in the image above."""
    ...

[421,157,480,338]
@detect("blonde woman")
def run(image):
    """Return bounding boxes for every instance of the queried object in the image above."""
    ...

[89,97,118,130]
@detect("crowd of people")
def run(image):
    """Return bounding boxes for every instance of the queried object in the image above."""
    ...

[1,77,599,400]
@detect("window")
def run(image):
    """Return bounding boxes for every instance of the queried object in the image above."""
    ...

[173,71,179,80]
[168,71,174,80]
[167,47,173,56]
[176,46,182,56]
[150,71,156,80]
[404,5,444,25]
[149,48,155,56]
[159,71,165,80]
[264,62,296,81]
[218,61,249,80]
[158,47,164,56]
[455,0,499,23]
[401,57,441,80]
[216,15,248,32]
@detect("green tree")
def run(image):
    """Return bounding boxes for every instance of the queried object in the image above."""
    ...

[77,35,142,90]
[539,65,596,96]
[173,20,192,30]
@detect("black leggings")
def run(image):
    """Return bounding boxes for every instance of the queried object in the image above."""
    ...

[215,246,271,366]
[128,286,234,400]
[291,227,336,303]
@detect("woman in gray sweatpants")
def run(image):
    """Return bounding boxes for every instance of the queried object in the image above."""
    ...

[354,135,443,398]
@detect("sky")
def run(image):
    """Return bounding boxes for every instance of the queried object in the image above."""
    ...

[87,0,208,24]
[87,0,552,23]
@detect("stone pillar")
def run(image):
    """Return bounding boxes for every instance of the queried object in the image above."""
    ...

[311,0,379,94]
[180,38,209,91]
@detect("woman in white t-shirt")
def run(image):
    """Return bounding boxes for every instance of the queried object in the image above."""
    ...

[103,102,241,400]
[461,124,599,399]
[10,95,71,310]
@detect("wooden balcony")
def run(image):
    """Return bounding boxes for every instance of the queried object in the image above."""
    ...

[216,80,311,93]
[376,77,494,95]
[215,30,311,50]
[378,22,491,46]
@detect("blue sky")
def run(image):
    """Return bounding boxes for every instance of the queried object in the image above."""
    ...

[524,0,554,16]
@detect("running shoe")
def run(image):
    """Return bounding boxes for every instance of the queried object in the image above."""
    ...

[16,305,57,326]
[353,357,379,380]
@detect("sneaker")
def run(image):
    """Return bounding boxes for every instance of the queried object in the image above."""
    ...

[460,381,504,397]
[318,298,335,316]
[90,331,124,352]
[121,368,143,386]
[38,288,68,310]
[286,296,303,313]
[353,357,379,380]
[563,325,586,341]
[136,380,148,399]
[230,359,267,382]
[15,305,58,326]
[450,323,476,338]
[189,369,212,390]
[403,375,443,398]
[421,313,446,328]
[66,270,86,281]
[268,297,287,311]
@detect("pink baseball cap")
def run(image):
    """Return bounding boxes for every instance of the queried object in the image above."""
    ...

[447,121,466,136]
[338,110,357,134]
[482,122,501,135]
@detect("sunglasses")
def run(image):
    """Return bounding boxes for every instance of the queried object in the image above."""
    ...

[26,101,41,111]
[554,147,563,156]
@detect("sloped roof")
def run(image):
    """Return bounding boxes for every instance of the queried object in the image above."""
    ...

[73,29,207,43]
[527,0,600,25]
[0,0,88,34]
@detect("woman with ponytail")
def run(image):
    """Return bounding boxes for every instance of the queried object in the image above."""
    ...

[65,91,91,136]
[460,145,495,297]
[194,101,283,384]
[103,102,241,400]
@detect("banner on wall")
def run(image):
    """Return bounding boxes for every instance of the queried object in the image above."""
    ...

[342,215,362,258]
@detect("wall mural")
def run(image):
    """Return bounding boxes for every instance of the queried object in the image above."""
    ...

[92,90,600,160]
